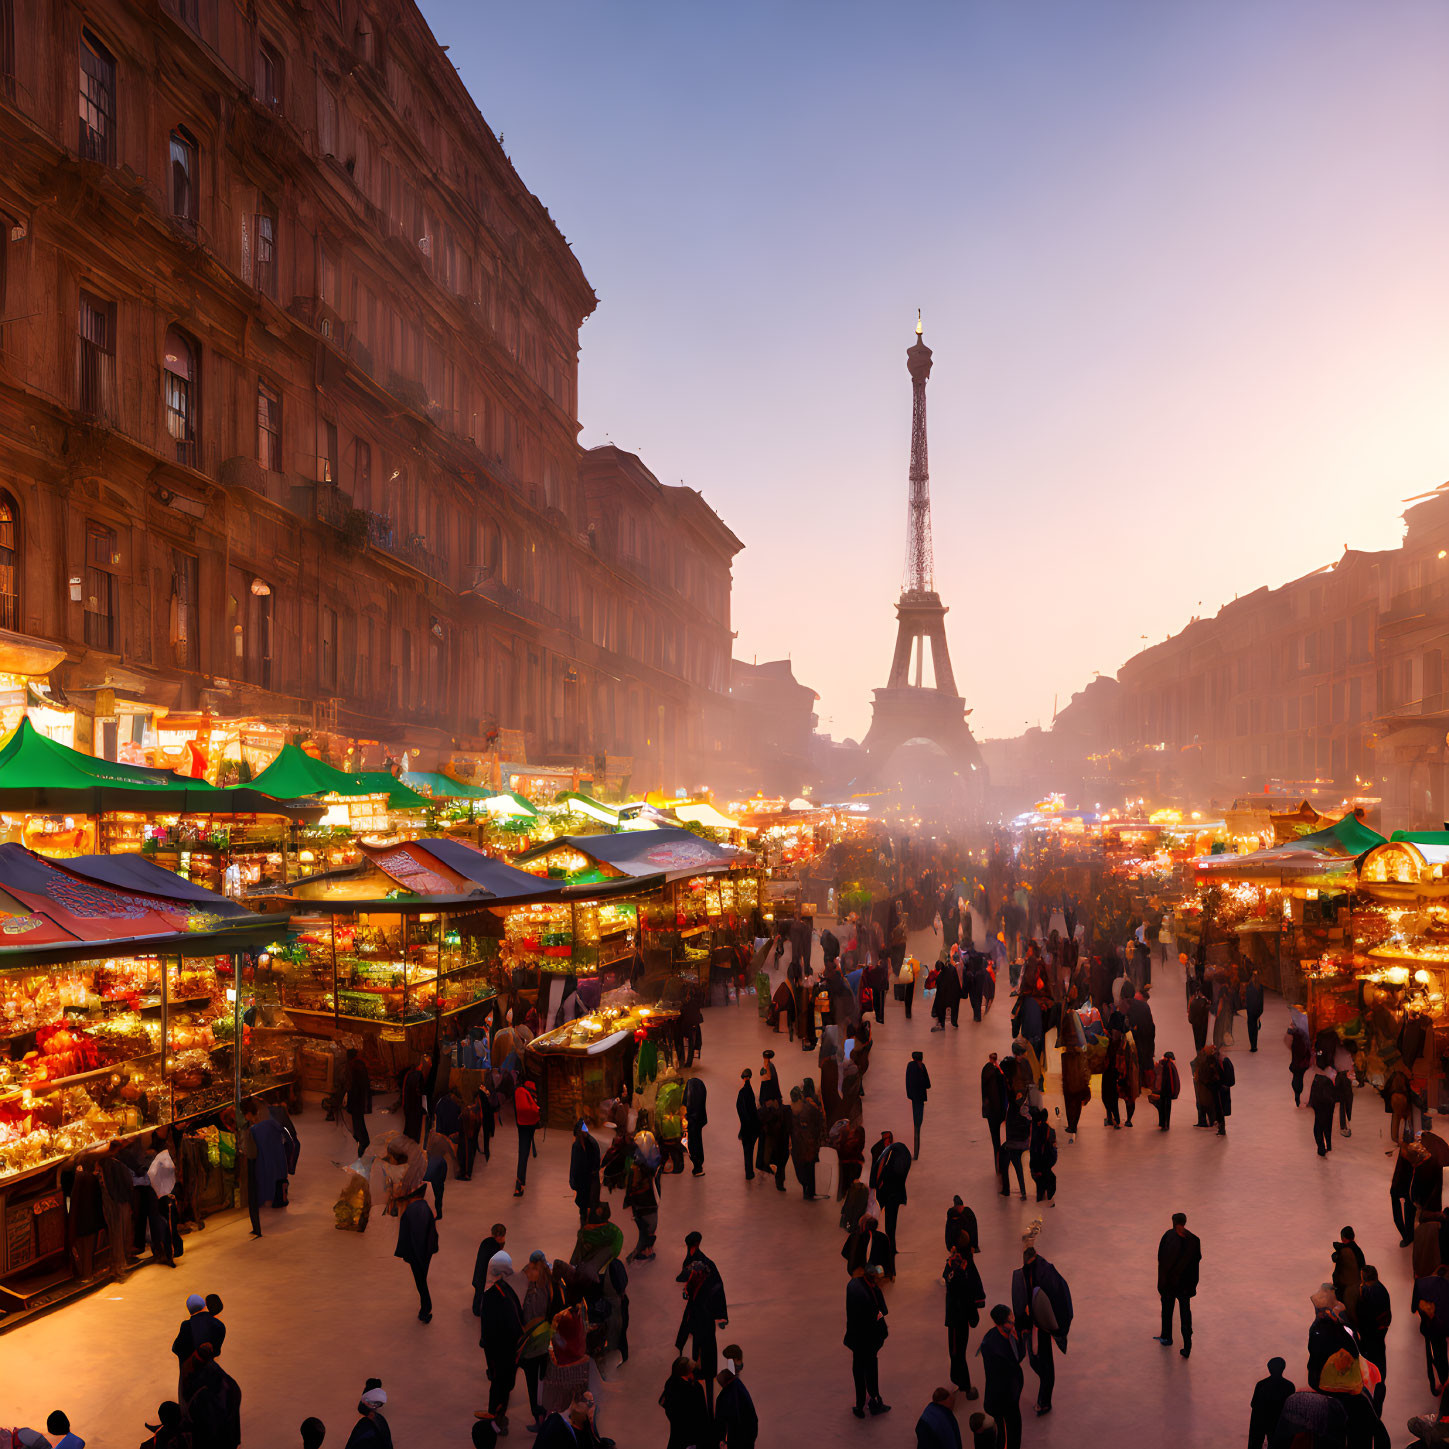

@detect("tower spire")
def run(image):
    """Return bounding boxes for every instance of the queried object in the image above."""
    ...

[904,315,934,594]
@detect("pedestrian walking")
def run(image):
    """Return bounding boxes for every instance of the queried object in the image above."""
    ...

[659,1357,711,1449]
[1246,1357,1294,1449]
[517,1251,562,1429]
[906,1052,931,1160]
[1010,1232,1072,1416]
[513,1079,540,1196]
[171,1293,225,1397]
[1245,970,1264,1053]
[1155,1212,1201,1358]
[998,1097,1029,1201]
[915,1387,963,1449]
[789,1085,825,1200]
[870,1130,912,1242]
[343,1384,391,1449]
[1394,1139,1421,1246]
[736,1069,759,1181]
[844,1264,891,1419]
[1027,1110,1056,1205]
[1152,1051,1180,1131]
[676,1232,729,1413]
[684,1074,708,1177]
[1357,1265,1391,1411]
[471,1223,507,1316]
[479,1252,522,1430]
[344,1048,371,1155]
[624,1124,663,1262]
[897,954,916,1020]
[944,1241,984,1400]
[1287,1012,1312,1106]
[714,1369,758,1449]
[1414,1263,1449,1394]
[569,1121,601,1224]
[1187,989,1209,1053]
[394,1187,438,1323]
[980,1054,1007,1165]
[977,1306,1025,1449]
[758,1097,790,1192]
[1309,1062,1337,1156]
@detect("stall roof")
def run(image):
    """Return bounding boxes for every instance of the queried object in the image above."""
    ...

[673,802,742,830]
[58,853,252,915]
[0,718,323,819]
[1297,816,1386,855]
[0,842,284,960]
[515,826,750,880]
[401,771,495,801]
[0,915,290,969]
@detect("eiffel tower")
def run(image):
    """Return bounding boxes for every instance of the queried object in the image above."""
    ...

[861,317,985,798]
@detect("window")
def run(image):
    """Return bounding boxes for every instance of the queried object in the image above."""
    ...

[321,607,337,690]
[76,290,116,418]
[357,615,373,700]
[0,0,15,102]
[256,380,281,471]
[169,127,197,224]
[0,492,19,631]
[79,31,116,164]
[169,0,200,30]
[229,571,272,687]
[257,41,283,110]
[317,417,338,483]
[352,439,371,507]
[317,85,338,158]
[254,210,276,296]
[83,522,117,651]
[170,548,198,668]
[163,328,198,463]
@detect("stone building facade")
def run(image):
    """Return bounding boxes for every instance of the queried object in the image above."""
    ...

[0,0,737,786]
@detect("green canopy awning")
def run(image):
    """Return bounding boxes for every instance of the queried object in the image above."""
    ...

[1297,815,1386,856]
[350,771,432,811]
[250,743,366,799]
[401,770,495,801]
[1390,830,1449,846]
[0,718,321,818]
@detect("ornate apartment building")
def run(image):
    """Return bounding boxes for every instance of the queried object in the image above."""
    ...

[986,487,1449,832]
[0,0,738,785]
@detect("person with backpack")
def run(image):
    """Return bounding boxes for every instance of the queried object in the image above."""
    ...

[1028,1110,1057,1206]
[1153,1051,1181,1131]
[513,1079,541,1197]
[1010,1235,1072,1416]
[625,1112,663,1261]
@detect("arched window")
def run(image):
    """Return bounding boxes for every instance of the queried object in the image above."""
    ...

[169,126,197,224]
[163,328,198,464]
[0,491,19,631]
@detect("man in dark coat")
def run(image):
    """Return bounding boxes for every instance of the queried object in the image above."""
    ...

[568,1121,601,1224]
[906,1052,931,1160]
[395,1187,438,1322]
[1156,1212,1201,1357]
[1247,1357,1294,1449]
[1154,1051,1180,1131]
[714,1368,758,1448]
[915,1387,964,1449]
[345,1048,371,1154]
[978,1305,1025,1449]
[684,1075,708,1177]
[472,1223,506,1316]
[401,1059,425,1142]
[1245,970,1265,1053]
[966,954,986,1022]
[171,1293,224,1396]
[758,1097,790,1191]
[935,952,963,1029]
[736,1069,760,1181]
[479,1251,523,1430]
[676,1231,729,1412]
[1010,1241,1072,1416]
[869,1131,912,1244]
[980,1054,1008,1165]
[1309,1065,1337,1155]
[1127,994,1155,1073]
[844,1264,891,1419]
[1187,989,1209,1053]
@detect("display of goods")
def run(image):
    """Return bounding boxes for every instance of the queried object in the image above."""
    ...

[26,1023,103,1081]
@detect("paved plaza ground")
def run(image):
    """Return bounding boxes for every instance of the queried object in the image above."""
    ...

[2,927,1436,1447]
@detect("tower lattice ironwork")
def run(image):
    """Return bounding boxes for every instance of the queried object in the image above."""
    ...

[904,313,934,594]
[860,316,985,803]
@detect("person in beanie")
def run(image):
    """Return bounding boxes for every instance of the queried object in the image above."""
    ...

[714,1368,757,1449]
[344,1383,390,1449]
[906,1052,931,1160]
[479,1251,522,1431]
[915,1387,963,1449]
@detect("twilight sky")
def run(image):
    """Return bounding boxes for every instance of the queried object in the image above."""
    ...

[428,0,1449,743]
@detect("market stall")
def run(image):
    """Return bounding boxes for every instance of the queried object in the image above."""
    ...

[523,1000,680,1127]
[513,828,759,999]
[0,849,286,1316]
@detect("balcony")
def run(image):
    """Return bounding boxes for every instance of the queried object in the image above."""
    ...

[362,512,447,582]
[463,569,563,630]
[1379,585,1449,639]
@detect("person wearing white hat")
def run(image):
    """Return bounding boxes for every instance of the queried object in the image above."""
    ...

[170,1294,223,1397]
[344,1382,390,1449]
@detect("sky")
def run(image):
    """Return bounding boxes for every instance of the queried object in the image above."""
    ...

[425,0,1449,743]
